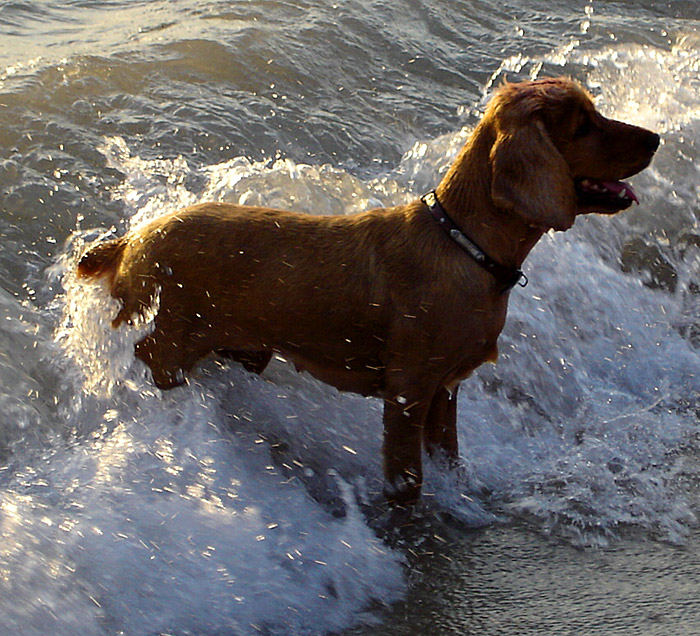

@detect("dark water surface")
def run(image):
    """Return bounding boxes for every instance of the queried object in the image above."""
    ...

[349,524,700,635]
[0,1,698,634]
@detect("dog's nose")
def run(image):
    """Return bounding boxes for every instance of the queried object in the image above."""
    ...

[645,131,661,153]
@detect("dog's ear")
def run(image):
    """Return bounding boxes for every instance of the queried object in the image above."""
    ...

[490,118,576,230]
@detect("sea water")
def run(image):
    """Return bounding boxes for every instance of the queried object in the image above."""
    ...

[0,1,698,633]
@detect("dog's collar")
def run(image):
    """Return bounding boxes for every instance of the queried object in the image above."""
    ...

[421,191,528,292]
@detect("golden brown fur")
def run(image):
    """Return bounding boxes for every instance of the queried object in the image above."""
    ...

[77,77,659,504]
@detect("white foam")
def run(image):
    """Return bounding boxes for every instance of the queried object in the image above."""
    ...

[0,365,405,634]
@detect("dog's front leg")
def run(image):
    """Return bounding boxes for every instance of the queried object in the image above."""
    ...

[381,385,434,506]
[424,385,459,462]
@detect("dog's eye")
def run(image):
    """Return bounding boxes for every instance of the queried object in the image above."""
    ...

[573,117,591,139]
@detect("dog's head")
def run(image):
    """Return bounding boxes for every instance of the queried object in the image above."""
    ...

[487,77,660,231]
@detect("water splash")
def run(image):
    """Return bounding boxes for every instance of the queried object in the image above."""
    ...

[575,37,700,132]
[53,238,158,397]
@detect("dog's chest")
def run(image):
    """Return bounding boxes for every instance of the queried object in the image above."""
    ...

[442,336,499,391]
[440,300,506,390]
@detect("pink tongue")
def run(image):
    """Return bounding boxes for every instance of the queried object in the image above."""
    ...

[601,180,639,203]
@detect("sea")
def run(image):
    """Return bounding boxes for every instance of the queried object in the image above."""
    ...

[0,1,698,634]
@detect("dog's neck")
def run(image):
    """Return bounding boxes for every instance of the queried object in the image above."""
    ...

[435,121,544,271]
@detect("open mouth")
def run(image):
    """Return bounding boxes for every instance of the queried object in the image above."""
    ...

[575,178,639,212]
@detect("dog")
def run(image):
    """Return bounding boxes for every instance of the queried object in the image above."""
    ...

[77,77,659,505]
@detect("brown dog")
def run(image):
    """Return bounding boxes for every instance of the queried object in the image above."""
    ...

[77,77,659,505]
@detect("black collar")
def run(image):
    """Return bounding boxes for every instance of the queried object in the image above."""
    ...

[421,191,527,293]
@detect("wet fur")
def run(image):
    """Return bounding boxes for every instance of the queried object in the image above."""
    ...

[78,78,659,505]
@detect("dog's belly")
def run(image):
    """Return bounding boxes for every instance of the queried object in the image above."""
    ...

[284,351,385,397]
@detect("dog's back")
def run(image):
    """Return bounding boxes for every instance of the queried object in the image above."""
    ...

[77,201,435,394]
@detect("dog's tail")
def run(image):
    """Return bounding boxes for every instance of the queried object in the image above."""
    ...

[77,237,127,280]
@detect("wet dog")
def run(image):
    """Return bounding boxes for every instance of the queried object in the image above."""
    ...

[78,77,659,504]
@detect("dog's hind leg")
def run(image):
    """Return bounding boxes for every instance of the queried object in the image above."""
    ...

[135,331,188,389]
[134,312,207,389]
